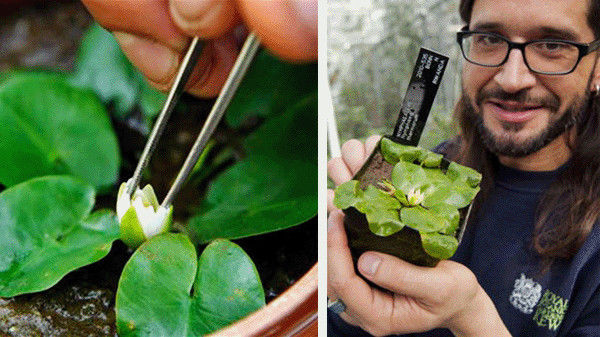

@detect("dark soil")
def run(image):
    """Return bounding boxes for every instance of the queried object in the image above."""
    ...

[0,2,316,336]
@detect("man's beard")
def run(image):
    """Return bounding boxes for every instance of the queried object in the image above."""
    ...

[461,88,585,158]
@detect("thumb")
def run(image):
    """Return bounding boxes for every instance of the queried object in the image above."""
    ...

[357,252,447,299]
[237,0,317,62]
[169,0,241,39]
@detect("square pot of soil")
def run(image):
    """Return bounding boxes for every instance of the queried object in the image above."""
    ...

[334,136,481,269]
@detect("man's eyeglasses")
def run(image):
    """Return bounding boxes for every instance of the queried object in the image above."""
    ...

[456,28,600,75]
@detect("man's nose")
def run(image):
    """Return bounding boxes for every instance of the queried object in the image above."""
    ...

[492,49,537,93]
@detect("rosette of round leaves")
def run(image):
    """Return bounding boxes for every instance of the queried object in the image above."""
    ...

[116,180,173,249]
[334,139,482,260]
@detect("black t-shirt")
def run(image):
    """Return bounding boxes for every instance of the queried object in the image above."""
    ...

[328,161,600,336]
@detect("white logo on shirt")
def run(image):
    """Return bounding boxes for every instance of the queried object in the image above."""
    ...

[509,273,542,314]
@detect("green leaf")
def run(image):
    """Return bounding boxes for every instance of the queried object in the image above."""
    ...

[244,93,317,160]
[446,162,482,188]
[391,161,428,194]
[420,232,459,260]
[380,137,426,165]
[429,203,460,235]
[190,239,265,335]
[0,176,119,297]
[420,152,443,168]
[0,73,120,189]
[423,167,451,185]
[400,206,447,233]
[421,185,452,208]
[116,234,264,336]
[336,184,404,236]
[225,50,317,128]
[333,180,363,210]
[70,23,138,116]
[446,183,480,209]
[366,208,404,236]
[136,71,166,120]
[70,23,165,118]
[189,95,316,243]
[190,159,315,243]
[355,185,401,213]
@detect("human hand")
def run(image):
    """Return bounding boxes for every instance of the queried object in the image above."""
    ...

[327,135,381,213]
[327,210,510,336]
[327,137,510,336]
[81,0,317,98]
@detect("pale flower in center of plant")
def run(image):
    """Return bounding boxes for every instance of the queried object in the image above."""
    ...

[407,188,425,206]
[116,179,172,248]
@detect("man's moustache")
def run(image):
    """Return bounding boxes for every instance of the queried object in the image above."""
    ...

[475,88,560,112]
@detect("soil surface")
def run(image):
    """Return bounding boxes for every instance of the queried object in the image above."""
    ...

[0,2,316,335]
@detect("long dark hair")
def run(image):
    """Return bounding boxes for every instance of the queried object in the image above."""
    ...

[453,0,600,264]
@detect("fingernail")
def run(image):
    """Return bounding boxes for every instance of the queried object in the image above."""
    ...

[290,0,317,34]
[113,32,179,84]
[358,253,381,277]
[171,0,213,22]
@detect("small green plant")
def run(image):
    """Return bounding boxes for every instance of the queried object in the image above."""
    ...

[334,137,481,260]
[0,23,316,336]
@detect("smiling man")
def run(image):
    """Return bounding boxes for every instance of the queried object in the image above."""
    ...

[327,0,600,336]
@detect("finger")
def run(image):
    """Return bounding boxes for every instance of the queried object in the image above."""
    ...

[328,157,352,185]
[341,139,366,175]
[327,291,361,327]
[237,0,317,62]
[365,135,382,158]
[169,0,241,39]
[327,189,337,213]
[113,32,181,88]
[115,33,238,98]
[357,251,447,299]
[327,211,377,321]
[81,0,188,51]
[185,37,238,98]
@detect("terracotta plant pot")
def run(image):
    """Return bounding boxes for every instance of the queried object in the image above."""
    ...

[210,263,318,336]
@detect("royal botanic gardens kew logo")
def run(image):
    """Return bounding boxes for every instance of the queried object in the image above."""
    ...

[509,274,569,331]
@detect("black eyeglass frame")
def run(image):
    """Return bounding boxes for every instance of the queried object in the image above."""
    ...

[456,28,600,75]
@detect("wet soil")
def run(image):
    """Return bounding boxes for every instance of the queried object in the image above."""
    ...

[0,2,316,335]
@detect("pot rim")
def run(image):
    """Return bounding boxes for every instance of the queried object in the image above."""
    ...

[209,262,318,337]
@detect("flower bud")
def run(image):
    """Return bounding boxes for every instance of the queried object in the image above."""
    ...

[116,180,173,249]
[407,188,425,206]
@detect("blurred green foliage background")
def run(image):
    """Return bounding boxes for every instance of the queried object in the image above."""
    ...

[328,0,462,151]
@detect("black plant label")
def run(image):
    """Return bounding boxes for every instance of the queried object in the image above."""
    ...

[391,48,448,146]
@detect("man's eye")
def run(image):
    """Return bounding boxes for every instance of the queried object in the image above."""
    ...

[533,41,568,52]
[474,34,503,46]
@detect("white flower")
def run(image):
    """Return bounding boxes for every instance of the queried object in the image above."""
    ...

[407,188,425,206]
[116,179,173,248]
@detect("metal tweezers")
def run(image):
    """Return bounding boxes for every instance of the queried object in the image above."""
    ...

[123,33,261,209]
